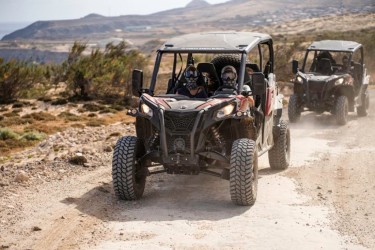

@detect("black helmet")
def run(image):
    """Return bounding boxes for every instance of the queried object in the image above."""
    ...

[184,65,199,90]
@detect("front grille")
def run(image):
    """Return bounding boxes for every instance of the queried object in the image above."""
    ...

[164,111,199,133]
[306,81,326,94]
[166,135,191,153]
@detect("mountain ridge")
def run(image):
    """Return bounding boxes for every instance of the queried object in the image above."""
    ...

[1,0,374,41]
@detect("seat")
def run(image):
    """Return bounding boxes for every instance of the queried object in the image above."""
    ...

[315,58,333,75]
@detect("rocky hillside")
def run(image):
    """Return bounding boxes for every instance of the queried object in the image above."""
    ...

[2,0,374,41]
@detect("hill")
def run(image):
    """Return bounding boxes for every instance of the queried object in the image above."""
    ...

[1,0,374,42]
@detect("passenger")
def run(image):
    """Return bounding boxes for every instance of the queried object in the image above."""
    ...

[176,65,208,98]
[221,65,238,88]
[341,55,350,72]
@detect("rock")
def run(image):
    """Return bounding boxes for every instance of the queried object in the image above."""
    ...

[43,153,56,162]
[0,181,9,187]
[1,166,4,171]
[103,145,112,152]
[14,171,29,183]
[32,226,42,231]
[83,162,95,168]
[69,155,87,165]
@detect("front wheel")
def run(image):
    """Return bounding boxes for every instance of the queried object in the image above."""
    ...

[335,96,348,125]
[268,120,290,170]
[112,136,147,200]
[230,138,258,206]
[288,94,301,123]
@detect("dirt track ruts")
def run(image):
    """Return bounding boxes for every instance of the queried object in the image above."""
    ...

[0,90,374,249]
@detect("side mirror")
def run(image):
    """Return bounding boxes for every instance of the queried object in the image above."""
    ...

[252,72,266,95]
[292,60,299,74]
[132,69,143,97]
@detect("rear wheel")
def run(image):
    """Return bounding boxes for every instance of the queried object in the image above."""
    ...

[230,138,258,206]
[112,136,147,200]
[288,94,301,123]
[357,92,370,117]
[335,95,348,125]
[268,120,290,170]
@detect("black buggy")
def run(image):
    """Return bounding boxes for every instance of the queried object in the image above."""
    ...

[289,40,370,125]
[112,32,290,206]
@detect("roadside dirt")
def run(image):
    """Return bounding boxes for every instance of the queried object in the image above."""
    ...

[0,91,374,249]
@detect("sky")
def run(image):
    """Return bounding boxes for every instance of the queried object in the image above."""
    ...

[0,0,229,23]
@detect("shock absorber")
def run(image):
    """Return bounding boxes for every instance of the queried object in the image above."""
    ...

[149,130,160,149]
[211,126,225,147]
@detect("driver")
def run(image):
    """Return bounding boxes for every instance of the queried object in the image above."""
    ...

[221,65,238,88]
[176,65,208,98]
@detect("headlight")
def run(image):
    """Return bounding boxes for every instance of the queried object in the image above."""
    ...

[216,104,235,119]
[140,103,153,117]
[335,78,344,85]
[295,76,303,84]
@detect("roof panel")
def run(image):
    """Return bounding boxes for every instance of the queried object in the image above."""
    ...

[308,40,362,52]
[159,32,272,53]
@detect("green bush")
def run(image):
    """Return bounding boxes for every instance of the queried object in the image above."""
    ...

[21,131,46,141]
[0,128,19,140]
[0,59,46,103]
[56,41,147,101]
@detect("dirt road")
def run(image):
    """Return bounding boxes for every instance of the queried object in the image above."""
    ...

[1,91,374,250]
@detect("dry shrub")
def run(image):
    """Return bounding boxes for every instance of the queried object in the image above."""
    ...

[23,112,56,121]
[71,123,85,129]
[82,103,102,112]
[58,111,82,122]
[12,108,23,113]
[98,107,117,114]
[38,96,52,102]
[0,116,33,127]
[12,102,24,108]
[3,112,19,117]
[51,98,68,105]
[24,123,60,134]
[0,128,43,155]
[86,118,106,127]
[110,104,125,111]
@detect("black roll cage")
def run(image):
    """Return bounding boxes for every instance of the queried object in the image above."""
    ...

[148,40,274,96]
[301,46,364,73]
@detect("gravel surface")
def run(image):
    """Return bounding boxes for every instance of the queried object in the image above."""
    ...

[0,91,374,249]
